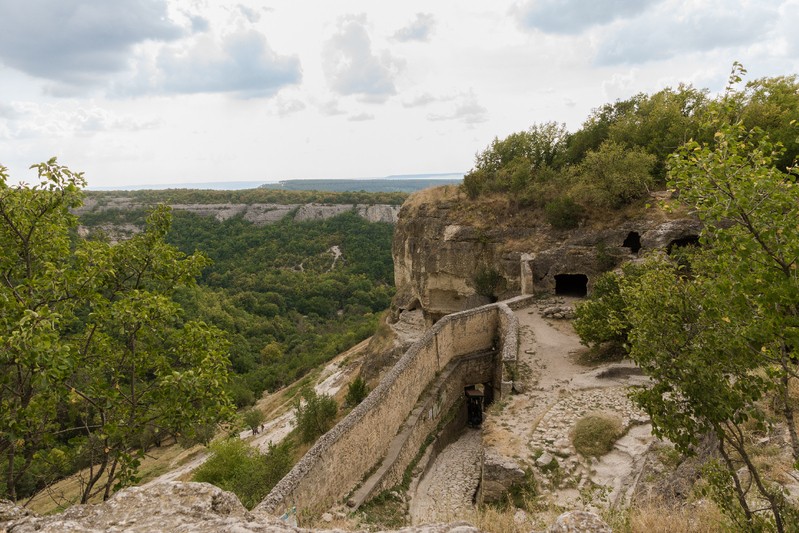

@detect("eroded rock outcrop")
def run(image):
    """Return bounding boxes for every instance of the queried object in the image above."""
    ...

[390,186,700,324]
[73,198,400,225]
[0,482,485,533]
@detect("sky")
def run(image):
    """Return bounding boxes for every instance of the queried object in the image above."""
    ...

[0,0,797,188]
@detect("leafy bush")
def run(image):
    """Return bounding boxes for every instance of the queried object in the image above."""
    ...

[192,439,293,509]
[472,266,503,301]
[345,376,369,407]
[294,389,337,444]
[544,197,582,229]
[571,413,623,457]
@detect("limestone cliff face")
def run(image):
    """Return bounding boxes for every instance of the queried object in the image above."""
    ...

[390,186,701,323]
[74,197,400,225]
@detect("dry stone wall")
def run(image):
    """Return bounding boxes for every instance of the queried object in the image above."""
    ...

[257,295,534,518]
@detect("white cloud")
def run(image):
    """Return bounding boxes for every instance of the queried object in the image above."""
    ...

[318,99,346,116]
[427,92,487,124]
[594,0,784,65]
[402,93,441,108]
[394,13,436,42]
[0,0,183,90]
[322,15,402,102]
[150,29,302,97]
[348,112,375,122]
[512,0,662,34]
[274,97,306,116]
[0,101,158,140]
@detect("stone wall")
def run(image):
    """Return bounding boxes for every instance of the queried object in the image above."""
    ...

[257,295,534,518]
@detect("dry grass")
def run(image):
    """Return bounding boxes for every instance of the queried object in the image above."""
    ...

[571,412,624,457]
[610,498,728,533]
[24,440,204,514]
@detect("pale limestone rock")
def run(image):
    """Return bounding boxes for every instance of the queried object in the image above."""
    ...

[548,510,611,532]
[480,451,525,503]
[0,482,485,533]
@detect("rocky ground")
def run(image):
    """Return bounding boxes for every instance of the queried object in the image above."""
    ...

[405,297,656,528]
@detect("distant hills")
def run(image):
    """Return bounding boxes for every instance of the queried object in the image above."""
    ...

[89,173,463,192]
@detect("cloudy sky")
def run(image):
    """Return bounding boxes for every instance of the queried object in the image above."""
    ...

[0,0,797,188]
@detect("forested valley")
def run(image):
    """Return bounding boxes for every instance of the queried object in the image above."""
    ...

[0,175,399,504]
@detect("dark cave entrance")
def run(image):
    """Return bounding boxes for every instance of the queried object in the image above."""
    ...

[623,231,641,254]
[554,274,588,297]
[667,235,700,254]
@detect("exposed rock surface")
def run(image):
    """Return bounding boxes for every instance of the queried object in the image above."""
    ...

[390,186,700,323]
[73,197,400,225]
[479,451,525,503]
[0,482,484,533]
[548,511,612,533]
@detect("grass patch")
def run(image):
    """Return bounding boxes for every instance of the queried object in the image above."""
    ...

[571,412,623,458]
[357,490,408,530]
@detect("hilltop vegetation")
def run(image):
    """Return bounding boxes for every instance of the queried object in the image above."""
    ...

[464,70,798,229]
[0,161,232,503]
[163,210,394,403]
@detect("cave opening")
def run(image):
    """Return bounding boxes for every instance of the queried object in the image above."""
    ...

[667,235,700,254]
[623,231,641,254]
[554,274,588,297]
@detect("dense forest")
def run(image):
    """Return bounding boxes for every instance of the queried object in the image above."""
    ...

[80,207,396,407]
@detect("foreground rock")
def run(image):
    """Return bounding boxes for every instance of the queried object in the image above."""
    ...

[0,482,481,533]
[0,482,611,533]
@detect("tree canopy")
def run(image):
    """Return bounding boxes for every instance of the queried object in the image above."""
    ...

[0,160,233,502]
[573,65,799,530]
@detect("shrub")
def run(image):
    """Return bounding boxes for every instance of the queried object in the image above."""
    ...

[545,197,582,229]
[571,413,623,457]
[345,376,369,408]
[294,389,337,444]
[192,438,293,509]
[473,267,502,301]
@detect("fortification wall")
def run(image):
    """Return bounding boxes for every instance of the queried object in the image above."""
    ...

[257,295,534,518]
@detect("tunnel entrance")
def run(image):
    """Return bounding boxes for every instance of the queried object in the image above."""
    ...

[465,385,485,427]
[555,274,588,297]
[667,235,700,254]
[623,231,641,254]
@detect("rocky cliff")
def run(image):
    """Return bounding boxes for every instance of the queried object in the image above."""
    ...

[74,197,400,224]
[390,186,700,324]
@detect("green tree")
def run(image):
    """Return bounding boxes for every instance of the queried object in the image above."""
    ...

[294,389,337,444]
[242,409,266,434]
[573,263,645,353]
[571,140,656,208]
[0,160,85,500]
[0,160,233,502]
[576,66,799,531]
[192,438,293,509]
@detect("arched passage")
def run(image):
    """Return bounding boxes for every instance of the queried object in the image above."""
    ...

[554,274,588,297]
[623,231,641,254]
